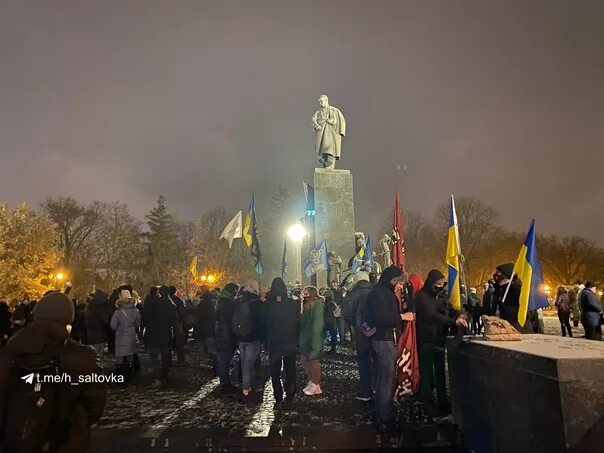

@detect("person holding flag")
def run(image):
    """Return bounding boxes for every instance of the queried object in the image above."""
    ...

[243,194,264,275]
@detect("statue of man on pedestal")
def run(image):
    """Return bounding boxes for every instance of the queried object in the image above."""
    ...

[327,251,343,285]
[380,234,393,268]
[312,95,346,169]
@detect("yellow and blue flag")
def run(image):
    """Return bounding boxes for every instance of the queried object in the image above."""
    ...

[445,195,462,312]
[242,194,264,274]
[511,219,549,326]
[189,256,198,279]
[304,241,328,277]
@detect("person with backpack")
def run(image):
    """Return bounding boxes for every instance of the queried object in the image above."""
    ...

[347,271,374,402]
[233,280,264,399]
[299,286,325,396]
[323,290,339,355]
[0,292,106,453]
[265,277,300,407]
[142,285,177,387]
[366,265,415,438]
[214,283,239,394]
[85,290,111,358]
[110,289,141,383]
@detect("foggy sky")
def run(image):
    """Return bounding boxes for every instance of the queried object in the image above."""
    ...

[1,0,603,243]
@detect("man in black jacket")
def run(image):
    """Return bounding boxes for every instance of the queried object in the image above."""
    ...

[142,285,177,386]
[0,292,106,452]
[492,263,535,333]
[169,286,187,365]
[415,270,467,414]
[265,277,300,406]
[367,265,414,435]
[214,283,239,393]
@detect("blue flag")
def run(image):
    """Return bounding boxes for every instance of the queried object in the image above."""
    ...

[304,241,328,277]
[364,236,373,272]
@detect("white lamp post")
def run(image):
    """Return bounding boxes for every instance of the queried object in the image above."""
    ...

[287,223,307,284]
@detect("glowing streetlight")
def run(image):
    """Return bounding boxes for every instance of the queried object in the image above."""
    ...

[207,274,216,283]
[287,223,307,283]
[55,273,64,281]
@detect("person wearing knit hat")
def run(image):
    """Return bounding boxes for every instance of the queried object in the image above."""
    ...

[2,292,107,451]
[492,263,535,333]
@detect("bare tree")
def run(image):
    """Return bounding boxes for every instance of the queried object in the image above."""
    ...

[539,235,604,286]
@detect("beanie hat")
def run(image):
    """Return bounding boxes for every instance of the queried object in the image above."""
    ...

[159,285,170,297]
[244,280,260,295]
[496,263,515,279]
[353,271,370,284]
[584,281,595,289]
[33,292,74,324]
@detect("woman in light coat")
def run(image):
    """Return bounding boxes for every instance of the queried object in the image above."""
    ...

[110,289,141,381]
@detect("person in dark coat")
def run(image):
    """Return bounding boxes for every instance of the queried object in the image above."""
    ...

[195,286,215,344]
[323,290,339,354]
[11,294,32,331]
[347,271,374,401]
[265,277,300,406]
[492,263,535,333]
[169,286,187,365]
[85,290,111,357]
[415,270,468,415]
[483,281,496,315]
[367,265,415,436]
[580,282,602,341]
[71,299,88,344]
[142,285,177,386]
[0,300,12,346]
[235,280,264,398]
[214,283,239,393]
[0,292,106,453]
[555,287,572,337]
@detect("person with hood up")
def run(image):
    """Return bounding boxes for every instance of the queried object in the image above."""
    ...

[346,271,374,402]
[366,265,415,436]
[110,289,141,382]
[579,282,602,341]
[234,280,265,399]
[415,270,468,415]
[555,287,572,337]
[265,277,300,407]
[214,283,240,393]
[299,286,325,396]
[142,285,177,386]
[85,289,112,358]
[492,263,535,333]
[0,292,106,452]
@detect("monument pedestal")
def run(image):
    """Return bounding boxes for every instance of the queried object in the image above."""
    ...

[447,335,604,453]
[313,168,356,288]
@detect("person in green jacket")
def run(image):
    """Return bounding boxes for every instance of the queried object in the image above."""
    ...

[299,286,325,396]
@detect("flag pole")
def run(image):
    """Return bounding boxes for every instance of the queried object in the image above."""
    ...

[452,195,469,317]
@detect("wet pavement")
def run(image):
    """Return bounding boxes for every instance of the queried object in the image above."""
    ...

[90,317,585,452]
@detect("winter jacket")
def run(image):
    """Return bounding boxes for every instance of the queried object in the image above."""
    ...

[555,294,571,314]
[142,296,177,348]
[0,303,11,342]
[367,265,404,342]
[494,279,534,334]
[0,320,106,452]
[195,293,216,339]
[71,303,88,343]
[85,290,111,345]
[579,289,602,327]
[323,295,338,330]
[215,290,237,351]
[234,291,265,343]
[11,302,32,327]
[265,278,300,353]
[110,299,141,357]
[343,280,372,329]
[415,270,457,346]
[299,299,325,360]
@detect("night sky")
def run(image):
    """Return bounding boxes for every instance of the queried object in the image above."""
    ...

[1,1,603,243]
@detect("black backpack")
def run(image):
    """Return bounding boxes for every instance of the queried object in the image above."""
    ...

[232,301,254,338]
[1,343,67,453]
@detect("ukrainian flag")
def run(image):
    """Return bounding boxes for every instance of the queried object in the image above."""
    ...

[512,220,549,326]
[189,256,198,279]
[243,195,254,247]
[445,195,462,312]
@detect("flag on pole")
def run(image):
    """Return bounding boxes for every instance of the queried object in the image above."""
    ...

[281,239,288,281]
[304,241,328,277]
[510,220,549,326]
[446,195,462,312]
[242,194,264,274]
[351,237,366,273]
[189,256,198,279]
[302,181,315,212]
[391,192,406,270]
[219,210,242,248]
[364,236,373,272]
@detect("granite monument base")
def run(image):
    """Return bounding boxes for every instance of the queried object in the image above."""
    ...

[313,168,356,288]
[447,335,604,453]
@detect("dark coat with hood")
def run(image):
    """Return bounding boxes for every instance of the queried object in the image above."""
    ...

[579,288,603,327]
[71,302,88,343]
[214,283,239,351]
[265,278,300,353]
[415,270,457,346]
[235,290,265,343]
[195,291,216,339]
[367,265,404,342]
[0,320,106,452]
[323,291,338,330]
[345,280,373,332]
[85,290,111,345]
[142,291,177,349]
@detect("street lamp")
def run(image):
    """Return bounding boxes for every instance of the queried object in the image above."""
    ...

[287,223,307,284]
[55,272,64,281]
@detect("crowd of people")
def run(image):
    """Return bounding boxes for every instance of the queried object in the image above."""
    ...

[0,262,602,451]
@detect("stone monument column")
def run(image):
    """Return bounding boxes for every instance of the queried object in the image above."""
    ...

[313,168,356,288]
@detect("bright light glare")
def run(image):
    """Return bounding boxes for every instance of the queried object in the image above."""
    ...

[287,224,307,243]
[55,273,64,281]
